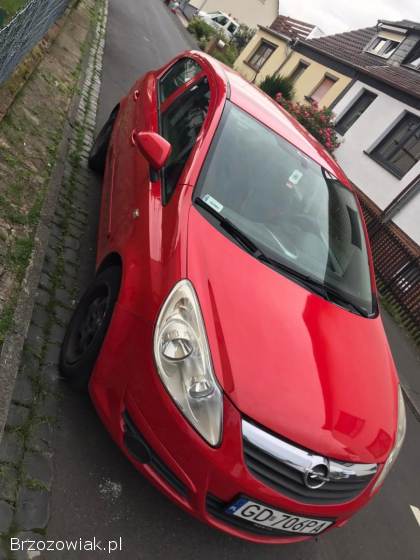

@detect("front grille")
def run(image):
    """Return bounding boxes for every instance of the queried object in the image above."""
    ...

[242,421,377,505]
[123,412,188,498]
[206,494,306,538]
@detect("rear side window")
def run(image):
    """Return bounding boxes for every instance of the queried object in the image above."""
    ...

[160,80,210,202]
[159,58,202,103]
[228,22,237,34]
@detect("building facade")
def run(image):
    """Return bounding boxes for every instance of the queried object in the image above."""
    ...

[334,82,420,244]
[235,15,323,85]
[188,0,279,28]
[277,52,352,107]
[301,19,420,245]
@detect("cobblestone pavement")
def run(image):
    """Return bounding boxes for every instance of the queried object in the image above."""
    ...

[0,1,108,556]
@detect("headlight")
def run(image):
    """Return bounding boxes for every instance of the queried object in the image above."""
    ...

[153,280,223,446]
[372,386,406,491]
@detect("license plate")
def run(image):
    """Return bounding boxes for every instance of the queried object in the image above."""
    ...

[225,497,334,535]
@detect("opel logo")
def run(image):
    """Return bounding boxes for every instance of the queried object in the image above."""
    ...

[303,463,330,489]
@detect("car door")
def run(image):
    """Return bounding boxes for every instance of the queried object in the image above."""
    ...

[104,72,156,251]
[106,58,203,250]
[159,78,211,204]
[153,65,211,272]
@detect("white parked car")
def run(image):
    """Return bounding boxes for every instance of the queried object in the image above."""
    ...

[197,10,239,39]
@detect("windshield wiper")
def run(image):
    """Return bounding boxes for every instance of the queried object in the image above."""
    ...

[195,198,264,257]
[262,256,370,316]
[262,254,369,316]
[257,254,331,300]
[321,284,370,317]
[196,198,330,299]
[195,197,370,317]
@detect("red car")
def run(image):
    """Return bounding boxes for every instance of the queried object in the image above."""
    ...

[60,51,406,543]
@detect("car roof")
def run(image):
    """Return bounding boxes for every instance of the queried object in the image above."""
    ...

[193,51,350,186]
[208,11,234,19]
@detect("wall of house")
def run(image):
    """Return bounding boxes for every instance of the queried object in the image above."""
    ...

[234,29,289,83]
[189,0,278,28]
[333,81,420,245]
[279,52,352,107]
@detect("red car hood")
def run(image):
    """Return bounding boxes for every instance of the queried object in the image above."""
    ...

[187,207,398,464]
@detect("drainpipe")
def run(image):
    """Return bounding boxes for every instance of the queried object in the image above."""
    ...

[380,173,420,223]
[274,38,297,77]
[251,68,260,83]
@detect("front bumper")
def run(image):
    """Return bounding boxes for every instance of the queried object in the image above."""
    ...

[89,303,377,544]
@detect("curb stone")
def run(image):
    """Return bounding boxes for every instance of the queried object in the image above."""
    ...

[0,0,109,555]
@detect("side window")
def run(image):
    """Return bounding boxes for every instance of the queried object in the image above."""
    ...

[160,80,210,202]
[370,113,420,177]
[159,58,202,103]
[214,15,228,26]
[227,22,237,34]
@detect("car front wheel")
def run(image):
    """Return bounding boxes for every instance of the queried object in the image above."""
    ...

[59,266,122,391]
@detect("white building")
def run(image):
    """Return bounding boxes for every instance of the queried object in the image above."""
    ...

[334,83,420,245]
[330,20,420,245]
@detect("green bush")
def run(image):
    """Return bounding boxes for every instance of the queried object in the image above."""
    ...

[211,43,239,67]
[231,24,255,53]
[259,74,295,101]
[187,17,216,42]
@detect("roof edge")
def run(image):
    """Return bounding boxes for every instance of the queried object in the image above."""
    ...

[294,40,420,103]
[257,24,293,43]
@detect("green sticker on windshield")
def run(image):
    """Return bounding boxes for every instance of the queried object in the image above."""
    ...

[203,194,224,213]
[289,170,303,185]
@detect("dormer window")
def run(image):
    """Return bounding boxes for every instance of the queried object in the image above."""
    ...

[404,42,420,70]
[368,36,399,58]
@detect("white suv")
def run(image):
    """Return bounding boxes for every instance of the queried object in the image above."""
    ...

[198,10,239,39]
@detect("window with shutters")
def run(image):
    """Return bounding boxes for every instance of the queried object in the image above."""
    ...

[308,76,337,104]
[335,90,377,136]
[247,40,276,71]
[370,113,420,178]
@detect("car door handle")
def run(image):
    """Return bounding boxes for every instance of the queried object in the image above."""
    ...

[133,89,140,101]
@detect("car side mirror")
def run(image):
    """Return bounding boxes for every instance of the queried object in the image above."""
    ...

[133,131,172,170]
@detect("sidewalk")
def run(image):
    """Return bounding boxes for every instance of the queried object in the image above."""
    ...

[0,0,108,552]
[381,309,420,416]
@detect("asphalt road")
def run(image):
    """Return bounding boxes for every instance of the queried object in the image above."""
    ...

[47,1,420,558]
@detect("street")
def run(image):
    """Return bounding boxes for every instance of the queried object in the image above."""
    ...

[47,0,420,558]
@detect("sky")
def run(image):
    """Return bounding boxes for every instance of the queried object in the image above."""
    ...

[279,0,420,34]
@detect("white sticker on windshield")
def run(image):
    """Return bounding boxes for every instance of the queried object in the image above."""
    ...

[203,194,224,213]
[288,170,303,185]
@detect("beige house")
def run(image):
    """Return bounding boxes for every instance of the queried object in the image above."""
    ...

[235,16,355,109]
[188,0,279,28]
[277,52,352,107]
[235,15,324,85]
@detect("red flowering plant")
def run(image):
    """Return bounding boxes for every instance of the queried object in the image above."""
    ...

[275,93,340,154]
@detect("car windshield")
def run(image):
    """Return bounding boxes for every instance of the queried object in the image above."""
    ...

[194,102,375,316]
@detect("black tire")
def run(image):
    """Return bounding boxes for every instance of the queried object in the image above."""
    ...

[59,266,122,391]
[88,106,119,174]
